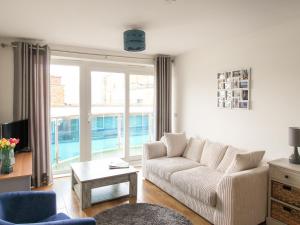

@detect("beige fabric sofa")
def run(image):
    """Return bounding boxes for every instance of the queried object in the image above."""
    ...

[142,139,268,225]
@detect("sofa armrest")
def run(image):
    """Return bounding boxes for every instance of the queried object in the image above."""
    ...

[142,141,167,178]
[32,218,96,225]
[0,219,13,225]
[143,141,167,160]
[214,166,268,225]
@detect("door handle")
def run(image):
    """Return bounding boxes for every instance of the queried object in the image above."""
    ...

[88,113,92,123]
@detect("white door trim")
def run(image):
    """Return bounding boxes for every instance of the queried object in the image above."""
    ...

[50,59,155,172]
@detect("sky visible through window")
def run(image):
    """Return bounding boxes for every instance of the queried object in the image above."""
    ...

[50,65,79,106]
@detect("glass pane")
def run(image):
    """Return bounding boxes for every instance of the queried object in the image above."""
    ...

[129,74,155,156]
[91,71,125,160]
[50,65,80,174]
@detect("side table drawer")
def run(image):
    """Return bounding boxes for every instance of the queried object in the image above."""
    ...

[270,167,300,188]
[272,180,300,208]
[271,201,300,225]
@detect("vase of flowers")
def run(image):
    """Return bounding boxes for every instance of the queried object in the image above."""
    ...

[0,150,2,174]
[0,138,19,174]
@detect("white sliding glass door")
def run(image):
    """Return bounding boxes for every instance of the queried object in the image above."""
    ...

[50,60,154,174]
[90,71,125,160]
[50,64,80,174]
[129,74,155,157]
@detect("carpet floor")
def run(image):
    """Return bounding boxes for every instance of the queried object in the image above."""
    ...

[94,203,193,225]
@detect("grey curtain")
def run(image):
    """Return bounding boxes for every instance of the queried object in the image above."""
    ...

[155,55,172,140]
[13,42,52,187]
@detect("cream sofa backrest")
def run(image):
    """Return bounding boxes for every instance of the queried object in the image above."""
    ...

[199,140,228,169]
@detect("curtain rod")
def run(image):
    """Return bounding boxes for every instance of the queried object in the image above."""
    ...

[1,43,153,60]
[51,49,154,61]
[1,43,46,50]
[1,43,174,62]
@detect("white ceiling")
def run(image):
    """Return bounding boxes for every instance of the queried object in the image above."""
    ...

[0,0,300,55]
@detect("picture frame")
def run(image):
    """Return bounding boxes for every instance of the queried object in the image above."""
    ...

[239,80,248,88]
[241,90,248,101]
[233,79,239,89]
[217,68,251,110]
[239,102,248,109]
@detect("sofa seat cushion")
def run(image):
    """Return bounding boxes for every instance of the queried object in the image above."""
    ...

[145,157,200,181]
[170,166,224,207]
[39,213,70,222]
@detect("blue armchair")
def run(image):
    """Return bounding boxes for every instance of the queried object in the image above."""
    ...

[0,191,96,225]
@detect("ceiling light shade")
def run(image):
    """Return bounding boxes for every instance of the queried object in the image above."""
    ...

[124,29,145,52]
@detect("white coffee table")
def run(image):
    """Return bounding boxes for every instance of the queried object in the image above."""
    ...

[71,159,138,209]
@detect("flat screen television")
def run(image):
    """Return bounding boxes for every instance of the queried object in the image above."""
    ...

[0,119,30,152]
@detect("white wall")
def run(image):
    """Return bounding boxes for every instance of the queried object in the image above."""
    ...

[0,41,14,123]
[174,19,300,160]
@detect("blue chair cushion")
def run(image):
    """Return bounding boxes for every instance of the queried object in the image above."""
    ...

[0,191,57,223]
[39,213,70,222]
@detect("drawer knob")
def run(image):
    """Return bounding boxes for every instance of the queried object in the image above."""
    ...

[284,175,289,179]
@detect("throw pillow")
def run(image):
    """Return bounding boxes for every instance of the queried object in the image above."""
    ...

[160,135,167,145]
[183,137,206,162]
[217,146,245,172]
[164,132,187,157]
[226,151,265,173]
[200,140,228,169]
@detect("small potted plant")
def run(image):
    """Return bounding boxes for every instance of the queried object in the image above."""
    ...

[0,138,19,174]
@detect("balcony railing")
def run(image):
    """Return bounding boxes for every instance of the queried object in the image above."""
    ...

[51,113,154,172]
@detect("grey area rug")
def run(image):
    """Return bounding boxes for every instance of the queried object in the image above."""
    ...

[94,203,193,225]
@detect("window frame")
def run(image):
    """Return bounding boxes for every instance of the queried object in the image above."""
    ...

[50,58,155,173]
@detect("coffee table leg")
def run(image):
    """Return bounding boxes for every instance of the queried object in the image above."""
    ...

[80,182,91,210]
[71,169,75,190]
[129,173,137,197]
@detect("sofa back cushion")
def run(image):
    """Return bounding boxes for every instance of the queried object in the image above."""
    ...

[164,132,187,157]
[226,151,265,173]
[200,140,228,169]
[144,141,167,160]
[216,146,245,172]
[183,137,206,162]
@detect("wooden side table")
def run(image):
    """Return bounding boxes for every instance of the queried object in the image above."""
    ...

[267,158,300,225]
[0,152,32,193]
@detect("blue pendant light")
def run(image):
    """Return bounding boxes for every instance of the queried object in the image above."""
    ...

[124,29,145,52]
